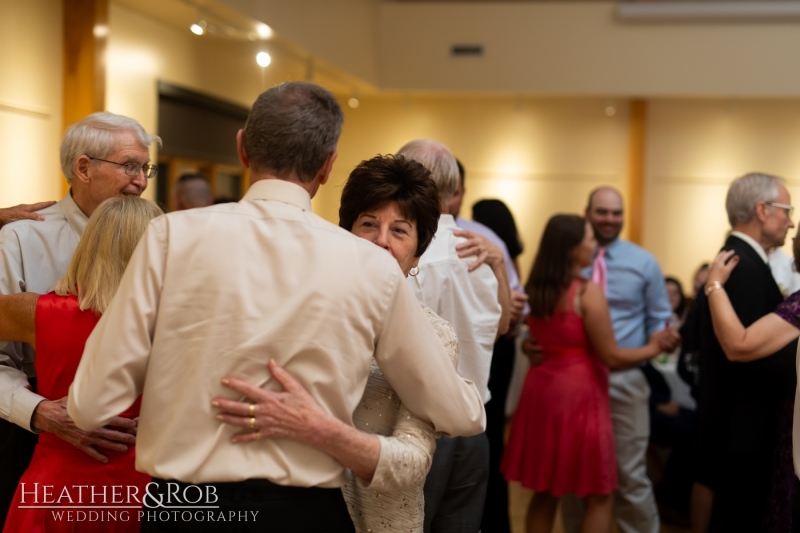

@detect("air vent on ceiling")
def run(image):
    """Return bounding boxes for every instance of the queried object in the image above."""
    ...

[450,44,484,57]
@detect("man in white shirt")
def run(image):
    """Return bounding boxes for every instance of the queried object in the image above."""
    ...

[768,247,800,297]
[68,83,485,533]
[450,159,528,533]
[0,112,159,526]
[398,139,506,533]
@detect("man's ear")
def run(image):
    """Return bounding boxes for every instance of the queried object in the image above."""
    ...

[754,202,769,223]
[73,155,92,185]
[236,130,250,169]
[316,151,338,186]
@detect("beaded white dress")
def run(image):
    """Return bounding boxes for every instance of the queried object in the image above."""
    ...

[342,305,459,533]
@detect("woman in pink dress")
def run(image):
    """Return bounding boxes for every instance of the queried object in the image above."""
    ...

[0,196,162,533]
[502,214,673,533]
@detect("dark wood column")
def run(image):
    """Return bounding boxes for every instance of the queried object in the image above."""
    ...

[627,99,647,245]
[63,0,108,193]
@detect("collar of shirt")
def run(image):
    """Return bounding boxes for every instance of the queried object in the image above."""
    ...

[597,237,622,260]
[62,190,89,239]
[243,178,313,211]
[730,230,768,263]
[438,213,457,230]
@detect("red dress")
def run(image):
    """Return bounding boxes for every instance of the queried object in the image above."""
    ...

[502,280,617,497]
[3,294,150,533]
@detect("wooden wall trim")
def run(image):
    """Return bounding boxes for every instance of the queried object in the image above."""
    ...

[627,99,647,245]
[62,0,108,195]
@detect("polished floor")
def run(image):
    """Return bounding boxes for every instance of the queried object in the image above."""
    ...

[507,480,691,533]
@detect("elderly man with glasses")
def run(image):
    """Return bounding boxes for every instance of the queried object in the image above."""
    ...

[0,111,160,527]
[695,172,797,532]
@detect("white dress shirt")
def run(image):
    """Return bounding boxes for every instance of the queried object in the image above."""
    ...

[407,214,501,404]
[67,179,485,487]
[768,248,800,297]
[0,192,88,430]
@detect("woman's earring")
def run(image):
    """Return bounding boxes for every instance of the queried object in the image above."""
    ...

[409,266,420,277]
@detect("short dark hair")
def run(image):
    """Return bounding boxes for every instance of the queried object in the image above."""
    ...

[525,214,587,319]
[243,82,344,183]
[339,155,440,258]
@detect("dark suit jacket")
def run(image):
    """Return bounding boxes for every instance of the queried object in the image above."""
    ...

[697,235,797,465]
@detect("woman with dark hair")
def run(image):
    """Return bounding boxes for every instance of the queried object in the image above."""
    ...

[213,154,469,533]
[473,199,524,275]
[502,214,673,533]
[665,276,688,323]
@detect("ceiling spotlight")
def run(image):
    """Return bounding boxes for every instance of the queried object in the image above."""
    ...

[348,97,360,109]
[605,105,616,117]
[256,51,272,67]
[257,23,273,39]
[190,20,207,36]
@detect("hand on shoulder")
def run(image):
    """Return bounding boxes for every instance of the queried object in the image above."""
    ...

[0,201,56,227]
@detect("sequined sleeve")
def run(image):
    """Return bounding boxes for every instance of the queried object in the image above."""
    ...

[775,290,800,330]
[359,307,459,493]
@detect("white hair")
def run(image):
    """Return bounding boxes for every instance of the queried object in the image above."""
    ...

[726,172,783,227]
[60,112,161,183]
[397,139,458,204]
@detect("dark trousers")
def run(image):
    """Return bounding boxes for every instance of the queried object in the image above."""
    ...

[141,477,355,533]
[481,337,515,533]
[0,379,38,529]
[709,452,771,533]
[423,432,490,533]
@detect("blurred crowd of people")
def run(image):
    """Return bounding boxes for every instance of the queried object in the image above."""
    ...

[0,80,798,533]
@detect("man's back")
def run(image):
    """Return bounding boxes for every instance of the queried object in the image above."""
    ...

[69,180,484,486]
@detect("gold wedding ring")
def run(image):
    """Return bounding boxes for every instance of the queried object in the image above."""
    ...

[249,417,256,430]
[248,403,255,417]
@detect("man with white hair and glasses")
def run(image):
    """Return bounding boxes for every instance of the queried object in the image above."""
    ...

[695,172,797,532]
[0,111,160,526]
[398,139,509,533]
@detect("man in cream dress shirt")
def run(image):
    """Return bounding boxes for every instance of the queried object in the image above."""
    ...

[0,112,159,527]
[398,140,505,533]
[68,83,485,533]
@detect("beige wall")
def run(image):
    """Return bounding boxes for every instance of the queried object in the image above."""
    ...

[646,99,800,290]
[222,0,800,97]
[326,97,800,293]
[323,95,631,286]
[107,3,304,201]
[220,0,380,85]
[7,2,800,300]
[378,2,800,96]
[0,0,63,205]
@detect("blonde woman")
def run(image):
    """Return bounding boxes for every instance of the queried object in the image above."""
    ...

[1,196,162,533]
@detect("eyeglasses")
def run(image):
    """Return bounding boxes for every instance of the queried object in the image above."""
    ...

[768,202,794,218]
[88,157,158,179]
